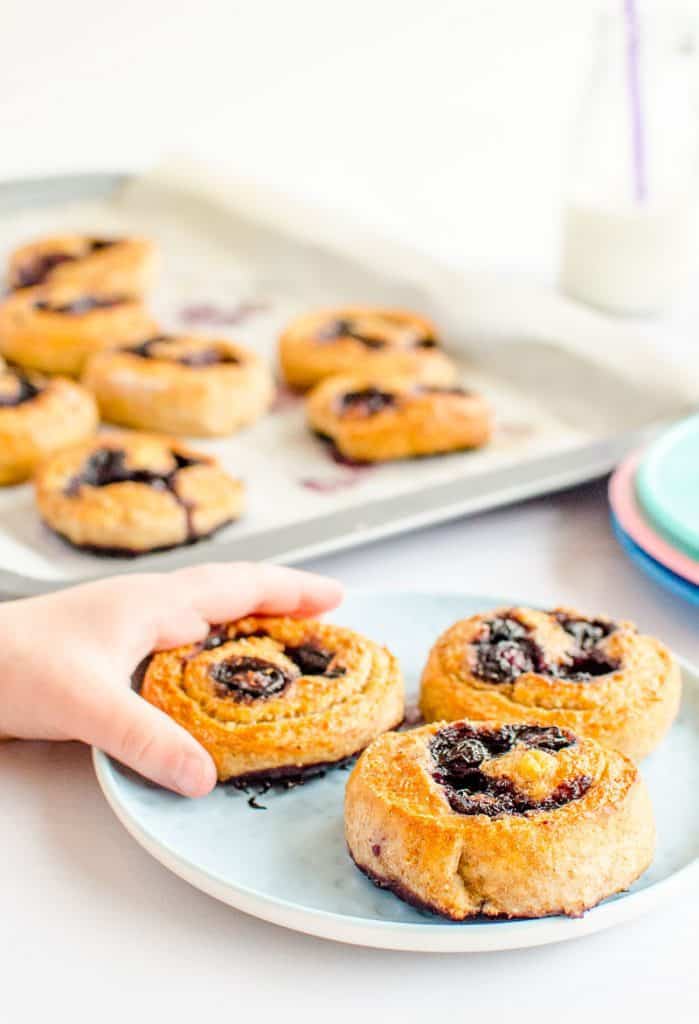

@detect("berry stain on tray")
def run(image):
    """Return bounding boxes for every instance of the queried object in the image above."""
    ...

[178,300,270,327]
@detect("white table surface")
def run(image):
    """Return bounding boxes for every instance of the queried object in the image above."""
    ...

[2,482,697,1022]
[1,0,697,1019]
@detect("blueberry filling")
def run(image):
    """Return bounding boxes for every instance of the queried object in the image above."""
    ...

[35,295,125,315]
[283,643,345,678]
[554,612,616,651]
[71,448,147,488]
[209,656,291,700]
[558,654,619,681]
[202,627,230,650]
[13,239,117,290]
[65,447,202,539]
[317,317,436,350]
[0,372,41,407]
[68,447,194,489]
[126,337,240,368]
[432,723,575,770]
[14,252,75,289]
[317,318,386,349]
[312,430,371,468]
[474,615,549,683]
[338,387,396,416]
[553,613,619,680]
[127,338,166,359]
[201,632,344,678]
[430,722,590,817]
[472,612,619,684]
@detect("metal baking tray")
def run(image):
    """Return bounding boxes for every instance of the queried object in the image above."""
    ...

[0,170,694,598]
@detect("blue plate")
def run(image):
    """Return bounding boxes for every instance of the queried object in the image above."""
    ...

[94,589,699,952]
[611,513,699,608]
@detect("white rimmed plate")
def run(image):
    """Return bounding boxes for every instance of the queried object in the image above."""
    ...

[94,590,699,952]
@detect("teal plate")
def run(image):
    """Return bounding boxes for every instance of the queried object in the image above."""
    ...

[636,414,699,561]
[94,590,699,952]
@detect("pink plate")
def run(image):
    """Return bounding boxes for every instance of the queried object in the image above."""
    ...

[609,450,699,586]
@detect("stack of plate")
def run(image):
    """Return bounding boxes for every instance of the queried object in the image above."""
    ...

[609,415,699,607]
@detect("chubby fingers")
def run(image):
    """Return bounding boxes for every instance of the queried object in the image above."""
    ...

[77,682,217,797]
[152,562,344,650]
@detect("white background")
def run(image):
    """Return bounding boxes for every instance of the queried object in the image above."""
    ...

[0,1,697,1021]
[0,0,596,275]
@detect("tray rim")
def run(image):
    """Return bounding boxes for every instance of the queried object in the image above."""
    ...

[0,171,691,596]
[92,585,699,953]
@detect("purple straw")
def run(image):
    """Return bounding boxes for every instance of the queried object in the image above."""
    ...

[624,0,647,202]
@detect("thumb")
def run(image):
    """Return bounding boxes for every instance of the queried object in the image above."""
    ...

[78,685,217,797]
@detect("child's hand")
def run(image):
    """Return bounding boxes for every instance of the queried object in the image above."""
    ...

[0,563,342,797]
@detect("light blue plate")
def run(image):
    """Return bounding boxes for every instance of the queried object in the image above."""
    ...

[94,590,699,952]
[636,414,699,561]
[611,514,699,608]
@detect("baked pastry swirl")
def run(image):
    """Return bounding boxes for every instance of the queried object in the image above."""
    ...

[141,616,404,781]
[8,234,158,296]
[82,334,275,436]
[0,358,98,485]
[35,432,243,556]
[419,607,681,762]
[279,306,457,391]
[345,719,655,919]
[0,285,158,376]
[307,376,493,463]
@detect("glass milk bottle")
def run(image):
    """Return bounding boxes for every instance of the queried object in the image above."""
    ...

[560,4,698,315]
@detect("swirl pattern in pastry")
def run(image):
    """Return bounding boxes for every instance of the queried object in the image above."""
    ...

[0,284,158,376]
[82,334,275,436]
[141,616,404,782]
[8,234,158,296]
[307,376,493,463]
[345,719,655,919]
[279,306,457,391]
